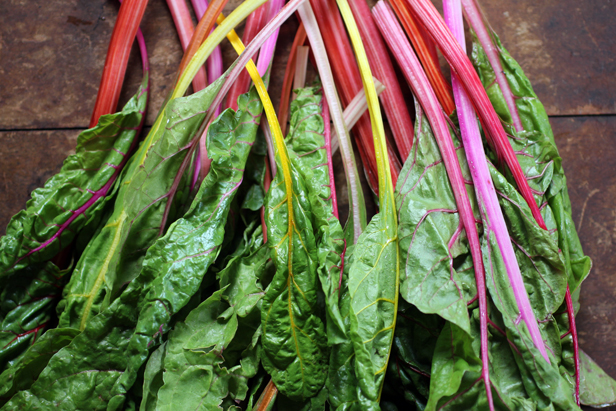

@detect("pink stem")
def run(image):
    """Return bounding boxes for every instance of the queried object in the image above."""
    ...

[461,0,523,132]
[322,91,338,218]
[375,0,543,385]
[565,285,580,404]
[347,0,414,161]
[404,0,547,231]
[256,0,284,76]
[166,0,207,92]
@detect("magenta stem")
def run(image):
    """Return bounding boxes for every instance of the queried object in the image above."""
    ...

[404,0,546,230]
[373,5,486,347]
[322,91,338,219]
[461,0,523,132]
[256,0,284,76]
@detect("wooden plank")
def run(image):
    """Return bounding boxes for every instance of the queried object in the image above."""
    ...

[479,0,616,116]
[0,129,80,232]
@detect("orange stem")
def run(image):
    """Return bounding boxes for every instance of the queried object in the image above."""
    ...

[278,22,307,137]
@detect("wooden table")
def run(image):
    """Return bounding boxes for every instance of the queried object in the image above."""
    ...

[1,0,614,407]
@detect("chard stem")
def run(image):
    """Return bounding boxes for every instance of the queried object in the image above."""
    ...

[298,1,366,243]
[404,0,547,231]
[347,0,415,161]
[279,23,307,136]
[461,0,523,132]
[375,3,536,391]
[90,0,149,127]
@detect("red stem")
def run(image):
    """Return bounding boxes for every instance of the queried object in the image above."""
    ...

[308,0,400,192]
[347,0,414,161]
[565,285,580,405]
[404,0,547,230]
[322,90,338,218]
[390,0,455,116]
[166,0,208,92]
[90,0,149,127]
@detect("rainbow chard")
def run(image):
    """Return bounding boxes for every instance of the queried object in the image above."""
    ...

[115,88,264,408]
[469,15,594,405]
[285,86,347,344]
[1,81,264,410]
[404,0,546,230]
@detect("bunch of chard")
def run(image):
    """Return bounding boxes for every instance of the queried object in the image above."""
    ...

[0,0,614,410]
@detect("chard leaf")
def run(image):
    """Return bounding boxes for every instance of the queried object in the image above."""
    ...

[0,74,148,278]
[286,86,347,344]
[110,88,263,404]
[579,350,616,408]
[139,342,167,411]
[58,74,227,331]
[155,285,262,411]
[395,107,477,334]
[0,328,78,406]
[471,30,591,296]
[261,148,328,400]
[1,88,260,411]
[0,261,71,372]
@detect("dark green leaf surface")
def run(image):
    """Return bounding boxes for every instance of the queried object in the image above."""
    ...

[0,261,71,372]
[395,106,476,335]
[1,88,260,410]
[57,75,227,331]
[110,88,263,405]
[261,149,327,400]
[286,86,346,344]
[0,328,78,406]
[0,75,149,278]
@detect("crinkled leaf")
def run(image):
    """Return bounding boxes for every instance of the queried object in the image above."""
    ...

[286,86,347,344]
[2,88,259,411]
[110,88,263,404]
[58,74,228,331]
[395,107,476,334]
[0,328,78,406]
[579,350,616,408]
[0,74,148,278]
[261,149,327,400]
[0,261,71,371]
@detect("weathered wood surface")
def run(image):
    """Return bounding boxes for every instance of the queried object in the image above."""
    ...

[0,0,614,407]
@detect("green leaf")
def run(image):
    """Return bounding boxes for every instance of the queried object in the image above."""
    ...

[0,328,78,406]
[58,74,228,331]
[0,74,148,278]
[0,261,71,372]
[395,106,476,335]
[471,29,591,296]
[261,149,328,400]
[139,342,167,411]
[348,211,398,408]
[579,350,616,408]
[2,88,261,411]
[109,88,263,405]
[286,86,347,344]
